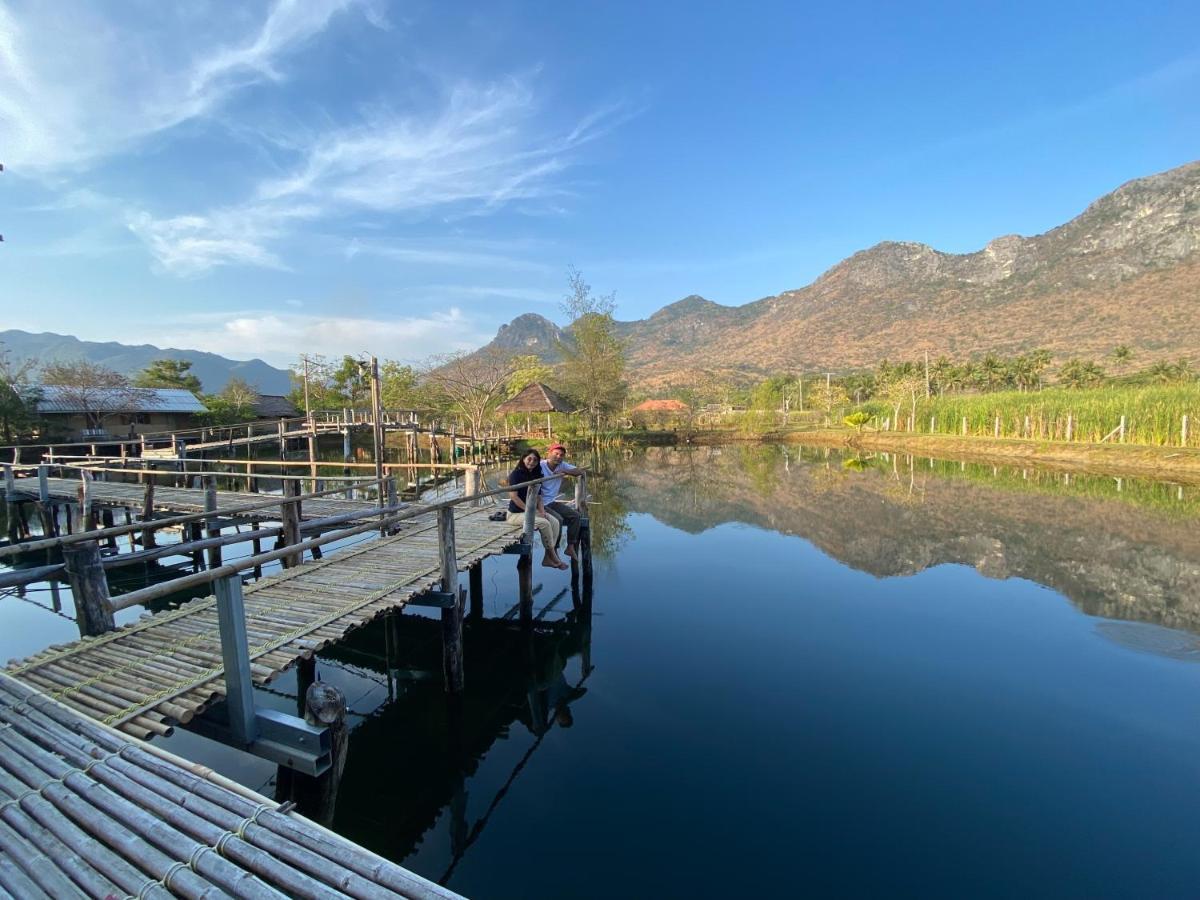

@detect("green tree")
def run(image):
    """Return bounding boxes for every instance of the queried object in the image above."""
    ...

[380,361,425,409]
[199,377,260,425]
[505,354,554,398]
[132,359,202,394]
[558,266,627,435]
[0,345,40,443]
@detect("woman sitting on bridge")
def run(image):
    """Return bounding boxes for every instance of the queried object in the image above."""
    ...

[507,450,570,570]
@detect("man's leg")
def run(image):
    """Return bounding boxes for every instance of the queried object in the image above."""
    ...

[545,505,565,550]
[548,501,581,557]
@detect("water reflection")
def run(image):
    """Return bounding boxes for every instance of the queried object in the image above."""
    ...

[302,576,593,879]
[601,444,1200,633]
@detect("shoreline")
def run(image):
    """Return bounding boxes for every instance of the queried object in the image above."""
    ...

[658,429,1200,483]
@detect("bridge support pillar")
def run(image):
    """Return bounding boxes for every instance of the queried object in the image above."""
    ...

[438,507,465,692]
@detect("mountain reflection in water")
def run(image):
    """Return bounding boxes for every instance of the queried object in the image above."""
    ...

[609,444,1200,635]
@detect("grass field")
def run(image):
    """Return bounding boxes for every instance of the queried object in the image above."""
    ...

[873,384,1199,447]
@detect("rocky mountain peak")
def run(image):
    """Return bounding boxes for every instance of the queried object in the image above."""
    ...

[491,313,567,358]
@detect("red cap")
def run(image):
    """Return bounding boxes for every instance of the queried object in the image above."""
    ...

[548,443,566,453]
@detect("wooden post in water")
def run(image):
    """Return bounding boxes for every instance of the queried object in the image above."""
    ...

[1118,415,1126,443]
[962,416,968,436]
[2,464,17,543]
[278,679,348,827]
[280,478,302,569]
[438,506,465,692]
[994,416,1000,438]
[576,472,593,583]
[77,471,94,531]
[519,495,538,625]
[140,480,156,549]
[1066,413,1074,442]
[468,562,484,620]
[1183,414,1190,447]
[100,508,117,550]
[36,465,56,538]
[62,540,115,636]
[203,475,222,569]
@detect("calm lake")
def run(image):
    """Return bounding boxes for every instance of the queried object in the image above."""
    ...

[4,443,1200,898]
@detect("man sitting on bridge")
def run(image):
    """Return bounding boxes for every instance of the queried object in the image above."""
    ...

[540,443,583,562]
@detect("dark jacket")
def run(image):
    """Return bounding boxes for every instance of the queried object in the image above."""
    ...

[508,464,540,514]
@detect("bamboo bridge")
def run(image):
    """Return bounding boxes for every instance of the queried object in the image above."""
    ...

[0,454,591,897]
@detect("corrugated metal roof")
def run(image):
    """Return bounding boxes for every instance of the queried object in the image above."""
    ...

[36,386,206,414]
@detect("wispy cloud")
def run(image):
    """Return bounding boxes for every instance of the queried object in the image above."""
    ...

[130,80,624,274]
[146,308,493,365]
[0,0,373,172]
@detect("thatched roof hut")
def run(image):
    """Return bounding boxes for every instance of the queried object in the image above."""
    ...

[496,383,573,415]
[496,382,573,438]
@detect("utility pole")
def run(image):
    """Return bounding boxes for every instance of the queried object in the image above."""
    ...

[301,355,313,425]
[924,349,931,399]
[368,356,384,514]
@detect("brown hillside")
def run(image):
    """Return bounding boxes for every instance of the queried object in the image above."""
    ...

[473,160,1200,387]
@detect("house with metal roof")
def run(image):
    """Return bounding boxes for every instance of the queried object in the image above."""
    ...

[36,386,206,441]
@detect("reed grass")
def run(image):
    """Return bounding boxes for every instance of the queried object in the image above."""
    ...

[883,384,1199,447]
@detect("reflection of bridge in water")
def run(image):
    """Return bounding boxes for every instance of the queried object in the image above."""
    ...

[276,576,594,883]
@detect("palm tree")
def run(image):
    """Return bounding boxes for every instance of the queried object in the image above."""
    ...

[1148,360,1178,384]
[1112,345,1133,374]
[1059,358,1106,389]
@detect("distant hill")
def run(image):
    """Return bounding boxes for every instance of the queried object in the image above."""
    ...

[472,159,1200,388]
[0,330,292,394]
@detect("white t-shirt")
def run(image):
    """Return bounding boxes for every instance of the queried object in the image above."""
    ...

[539,460,578,503]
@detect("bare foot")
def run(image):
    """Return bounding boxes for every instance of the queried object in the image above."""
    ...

[542,554,568,570]
[564,545,578,560]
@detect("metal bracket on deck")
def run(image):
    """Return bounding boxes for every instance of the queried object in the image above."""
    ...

[407,590,459,609]
[188,705,331,775]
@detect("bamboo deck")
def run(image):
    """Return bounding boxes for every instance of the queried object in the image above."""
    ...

[4,505,522,740]
[0,672,458,898]
[35,477,380,520]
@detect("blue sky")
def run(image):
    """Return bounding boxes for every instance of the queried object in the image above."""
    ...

[1,0,1197,367]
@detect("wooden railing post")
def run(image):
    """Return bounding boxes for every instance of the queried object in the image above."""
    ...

[280,478,302,568]
[438,506,465,693]
[63,540,115,636]
[574,472,588,518]
[204,475,222,569]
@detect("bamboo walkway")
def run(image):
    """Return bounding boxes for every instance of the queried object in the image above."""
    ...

[4,506,522,740]
[0,672,458,898]
[34,477,378,520]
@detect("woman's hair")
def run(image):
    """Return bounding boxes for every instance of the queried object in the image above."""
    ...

[521,449,542,465]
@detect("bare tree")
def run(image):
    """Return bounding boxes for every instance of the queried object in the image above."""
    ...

[423,348,518,436]
[41,360,158,433]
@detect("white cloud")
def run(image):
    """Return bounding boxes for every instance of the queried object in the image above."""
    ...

[145,308,494,365]
[129,80,622,274]
[0,0,373,172]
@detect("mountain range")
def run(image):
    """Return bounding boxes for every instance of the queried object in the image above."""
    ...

[0,330,292,395]
[5,161,1198,393]
[477,159,1200,388]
